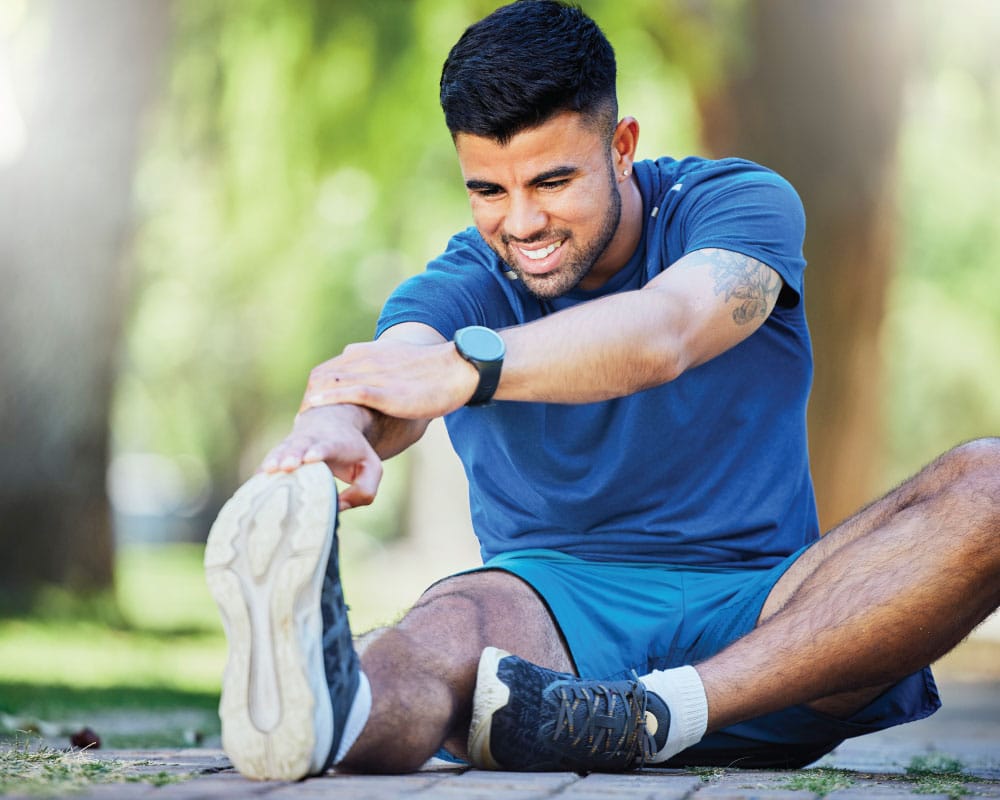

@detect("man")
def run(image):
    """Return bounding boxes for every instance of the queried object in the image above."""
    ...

[204,0,1000,780]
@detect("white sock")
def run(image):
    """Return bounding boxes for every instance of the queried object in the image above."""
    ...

[332,671,372,764]
[639,665,708,763]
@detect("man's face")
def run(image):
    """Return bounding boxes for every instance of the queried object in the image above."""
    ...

[455,112,625,299]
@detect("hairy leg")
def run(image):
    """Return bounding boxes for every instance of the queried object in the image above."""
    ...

[696,438,1000,730]
[340,569,573,773]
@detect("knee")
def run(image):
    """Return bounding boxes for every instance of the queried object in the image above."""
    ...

[400,570,571,671]
[939,438,1000,499]
[933,438,1000,557]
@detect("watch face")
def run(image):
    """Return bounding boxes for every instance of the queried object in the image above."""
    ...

[458,326,505,362]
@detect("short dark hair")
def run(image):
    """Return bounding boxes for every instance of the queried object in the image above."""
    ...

[439,0,618,144]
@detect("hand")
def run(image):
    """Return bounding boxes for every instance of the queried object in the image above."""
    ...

[259,405,382,511]
[299,338,478,420]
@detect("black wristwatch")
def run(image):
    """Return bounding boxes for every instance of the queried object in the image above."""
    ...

[454,326,505,406]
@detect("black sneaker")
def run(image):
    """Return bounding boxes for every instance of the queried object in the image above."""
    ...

[205,462,369,780]
[468,647,665,772]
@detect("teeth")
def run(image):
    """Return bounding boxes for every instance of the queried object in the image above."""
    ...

[520,241,562,261]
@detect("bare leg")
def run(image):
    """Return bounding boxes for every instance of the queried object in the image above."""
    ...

[696,438,1000,730]
[340,570,574,773]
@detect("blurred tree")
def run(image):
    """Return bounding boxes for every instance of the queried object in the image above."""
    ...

[118,1,481,532]
[694,0,909,530]
[884,0,1000,486]
[0,0,169,608]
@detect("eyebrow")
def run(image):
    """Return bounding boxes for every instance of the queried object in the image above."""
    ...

[529,166,578,185]
[465,165,580,193]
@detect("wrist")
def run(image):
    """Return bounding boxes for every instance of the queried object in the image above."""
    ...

[454,326,505,406]
[295,403,374,432]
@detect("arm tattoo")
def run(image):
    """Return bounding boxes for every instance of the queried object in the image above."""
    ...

[708,250,783,325]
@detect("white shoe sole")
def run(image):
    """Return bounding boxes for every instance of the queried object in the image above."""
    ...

[467,646,512,770]
[204,463,336,780]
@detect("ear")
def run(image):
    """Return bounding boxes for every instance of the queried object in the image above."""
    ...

[611,116,640,182]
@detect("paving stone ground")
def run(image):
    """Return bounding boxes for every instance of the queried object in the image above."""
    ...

[3,680,997,799]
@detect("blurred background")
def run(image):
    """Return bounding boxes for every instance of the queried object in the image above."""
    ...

[0,0,997,748]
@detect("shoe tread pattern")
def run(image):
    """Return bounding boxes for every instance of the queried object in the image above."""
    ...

[205,463,335,780]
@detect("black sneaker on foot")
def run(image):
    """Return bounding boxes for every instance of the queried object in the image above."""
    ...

[468,647,667,772]
[205,463,369,780]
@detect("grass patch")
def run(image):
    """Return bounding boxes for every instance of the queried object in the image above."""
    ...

[0,737,191,796]
[907,753,967,776]
[910,776,969,799]
[0,683,220,749]
[783,767,855,797]
[0,544,226,696]
[114,544,224,635]
[0,616,225,695]
[692,766,728,782]
[0,683,218,718]
[906,754,970,799]
[0,544,225,748]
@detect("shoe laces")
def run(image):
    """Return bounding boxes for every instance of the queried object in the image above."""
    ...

[551,679,649,767]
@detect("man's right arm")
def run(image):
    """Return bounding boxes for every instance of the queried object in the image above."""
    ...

[259,322,440,510]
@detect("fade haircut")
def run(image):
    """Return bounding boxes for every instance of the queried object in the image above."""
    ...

[439,0,618,145]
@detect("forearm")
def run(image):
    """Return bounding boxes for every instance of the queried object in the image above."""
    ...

[495,248,781,404]
[319,403,428,460]
[361,407,430,460]
[496,288,690,404]
[296,250,780,414]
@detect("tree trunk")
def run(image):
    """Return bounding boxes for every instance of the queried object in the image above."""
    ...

[696,0,908,530]
[0,0,170,607]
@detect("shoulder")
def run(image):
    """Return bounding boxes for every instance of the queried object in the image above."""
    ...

[635,157,804,239]
[678,157,801,209]
[426,227,497,273]
[377,227,521,338]
[639,156,800,202]
[639,157,807,304]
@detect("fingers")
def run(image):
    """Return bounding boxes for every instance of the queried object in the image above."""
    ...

[303,384,371,413]
[257,406,384,511]
[336,466,379,510]
[260,433,316,473]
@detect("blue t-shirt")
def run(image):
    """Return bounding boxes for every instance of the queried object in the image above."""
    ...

[376,156,819,569]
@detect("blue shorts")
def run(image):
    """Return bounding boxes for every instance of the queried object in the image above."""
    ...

[467,546,941,768]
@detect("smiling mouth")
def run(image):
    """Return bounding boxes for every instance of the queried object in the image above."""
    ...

[517,239,564,261]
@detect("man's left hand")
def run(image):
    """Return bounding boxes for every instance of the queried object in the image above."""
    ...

[299,337,478,420]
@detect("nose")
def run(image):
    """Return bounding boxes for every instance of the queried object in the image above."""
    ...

[504,192,547,242]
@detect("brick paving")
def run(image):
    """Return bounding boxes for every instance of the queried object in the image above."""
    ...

[2,680,997,798]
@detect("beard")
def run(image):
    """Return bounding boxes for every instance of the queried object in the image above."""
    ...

[495,166,622,301]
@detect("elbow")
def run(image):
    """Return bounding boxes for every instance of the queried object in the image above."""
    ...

[638,344,686,390]
[658,350,686,385]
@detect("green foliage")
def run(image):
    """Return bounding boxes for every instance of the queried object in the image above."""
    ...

[0,544,224,694]
[884,0,1000,485]
[119,1,474,505]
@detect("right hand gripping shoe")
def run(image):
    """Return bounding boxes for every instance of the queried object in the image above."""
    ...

[205,463,370,780]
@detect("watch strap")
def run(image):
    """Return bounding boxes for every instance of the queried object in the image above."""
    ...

[454,326,505,407]
[467,358,502,406]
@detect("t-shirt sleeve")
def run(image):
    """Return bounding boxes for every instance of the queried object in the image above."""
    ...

[678,166,807,307]
[375,229,514,340]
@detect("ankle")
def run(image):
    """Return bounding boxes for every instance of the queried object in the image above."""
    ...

[640,665,708,763]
